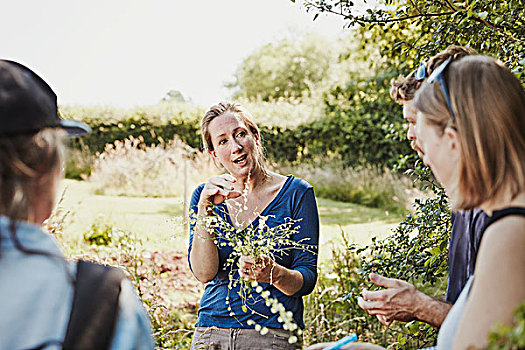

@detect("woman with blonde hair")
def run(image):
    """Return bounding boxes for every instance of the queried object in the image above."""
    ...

[413,55,525,349]
[188,102,319,349]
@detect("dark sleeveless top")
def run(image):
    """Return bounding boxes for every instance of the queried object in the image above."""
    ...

[483,207,525,229]
[447,209,488,303]
[435,206,525,350]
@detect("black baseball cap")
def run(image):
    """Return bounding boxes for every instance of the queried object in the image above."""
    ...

[0,60,91,136]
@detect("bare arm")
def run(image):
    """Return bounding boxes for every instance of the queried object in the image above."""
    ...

[453,217,525,349]
[358,273,451,328]
[189,175,241,283]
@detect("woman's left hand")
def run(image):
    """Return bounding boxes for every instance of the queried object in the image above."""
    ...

[239,255,281,284]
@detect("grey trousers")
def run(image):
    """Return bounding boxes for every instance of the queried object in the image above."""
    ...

[190,327,302,350]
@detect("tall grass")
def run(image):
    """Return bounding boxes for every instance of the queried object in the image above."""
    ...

[282,163,415,215]
[89,136,217,198]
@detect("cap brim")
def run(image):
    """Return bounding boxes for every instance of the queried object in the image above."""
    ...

[59,119,91,137]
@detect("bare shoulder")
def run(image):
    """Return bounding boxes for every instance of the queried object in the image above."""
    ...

[481,214,525,250]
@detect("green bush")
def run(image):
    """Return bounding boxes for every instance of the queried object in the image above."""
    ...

[487,302,525,349]
[83,222,121,246]
[64,146,94,180]
[303,160,450,349]
[61,73,413,170]
[304,229,440,349]
[305,72,412,169]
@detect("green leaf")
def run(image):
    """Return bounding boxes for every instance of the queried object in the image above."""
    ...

[477,11,488,20]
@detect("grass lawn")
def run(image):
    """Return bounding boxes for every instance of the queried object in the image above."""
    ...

[57,179,403,262]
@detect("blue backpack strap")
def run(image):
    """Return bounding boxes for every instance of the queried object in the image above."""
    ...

[63,260,125,350]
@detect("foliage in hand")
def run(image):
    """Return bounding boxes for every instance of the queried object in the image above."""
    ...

[226,33,333,101]
[300,0,525,83]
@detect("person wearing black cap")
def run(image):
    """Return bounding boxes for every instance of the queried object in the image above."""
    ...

[0,60,154,349]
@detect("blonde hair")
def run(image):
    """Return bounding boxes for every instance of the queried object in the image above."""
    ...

[414,56,525,210]
[390,45,477,104]
[201,102,268,175]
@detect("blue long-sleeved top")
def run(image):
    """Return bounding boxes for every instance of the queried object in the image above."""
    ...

[188,175,319,329]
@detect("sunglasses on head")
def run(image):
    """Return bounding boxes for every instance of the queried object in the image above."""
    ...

[415,57,455,120]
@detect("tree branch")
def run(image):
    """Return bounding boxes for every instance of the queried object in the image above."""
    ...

[304,1,455,23]
[472,17,519,42]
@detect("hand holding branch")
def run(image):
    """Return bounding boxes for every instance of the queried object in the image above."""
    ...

[357,273,450,328]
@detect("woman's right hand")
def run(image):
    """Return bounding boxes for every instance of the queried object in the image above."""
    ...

[198,174,242,212]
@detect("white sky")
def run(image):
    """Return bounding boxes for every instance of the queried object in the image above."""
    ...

[1,0,350,108]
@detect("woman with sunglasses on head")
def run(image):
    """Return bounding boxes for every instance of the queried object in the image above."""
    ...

[188,102,319,349]
[413,55,525,349]
[308,55,525,349]
[0,60,154,350]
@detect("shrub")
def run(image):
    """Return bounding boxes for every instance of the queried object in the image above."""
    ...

[77,225,201,349]
[64,146,94,180]
[60,79,413,170]
[303,160,451,349]
[304,230,440,349]
[487,302,525,349]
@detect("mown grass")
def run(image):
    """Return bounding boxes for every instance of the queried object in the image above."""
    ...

[58,180,401,257]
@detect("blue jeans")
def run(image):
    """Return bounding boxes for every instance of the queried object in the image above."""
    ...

[191,326,302,350]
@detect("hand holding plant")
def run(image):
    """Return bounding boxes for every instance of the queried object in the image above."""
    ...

[239,255,279,284]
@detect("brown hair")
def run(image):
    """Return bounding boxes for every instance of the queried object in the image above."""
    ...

[201,102,267,175]
[390,45,477,103]
[0,128,65,259]
[0,128,64,221]
[414,56,525,209]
